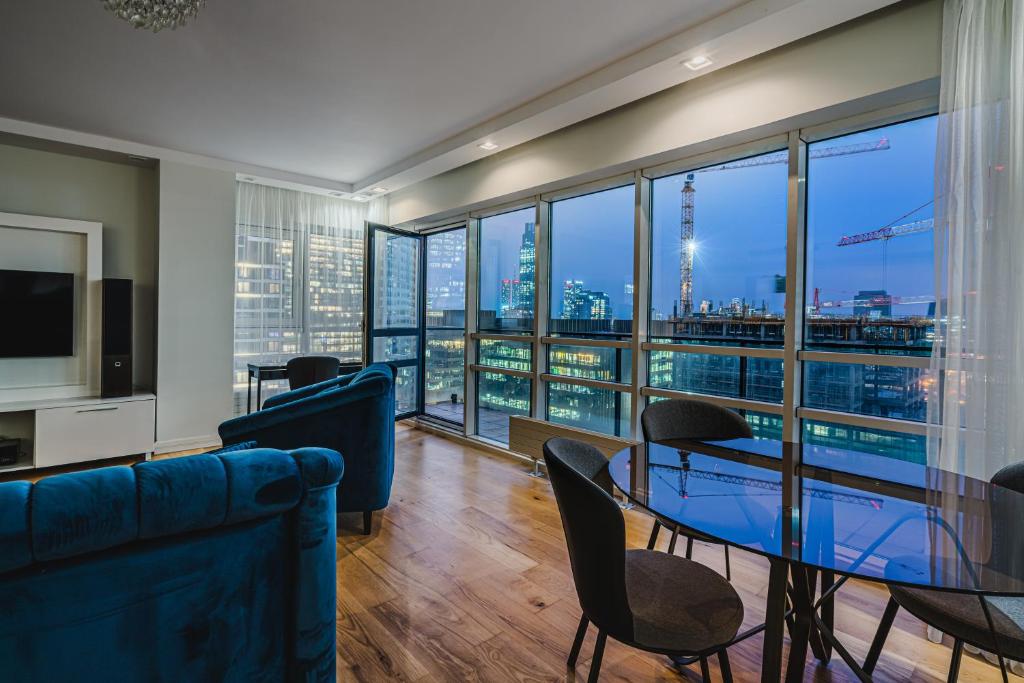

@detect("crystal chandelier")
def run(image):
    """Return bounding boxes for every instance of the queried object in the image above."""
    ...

[101,0,206,32]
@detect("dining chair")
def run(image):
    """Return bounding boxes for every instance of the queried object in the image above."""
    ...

[543,437,744,682]
[286,355,341,390]
[640,398,753,580]
[863,461,1024,681]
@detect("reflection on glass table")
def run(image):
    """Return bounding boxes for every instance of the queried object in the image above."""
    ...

[608,437,1024,681]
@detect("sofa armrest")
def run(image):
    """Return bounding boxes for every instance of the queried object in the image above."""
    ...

[286,447,342,680]
[261,371,359,410]
[219,375,390,445]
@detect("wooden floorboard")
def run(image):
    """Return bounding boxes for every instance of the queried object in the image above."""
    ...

[2,425,1010,681]
[335,425,1008,682]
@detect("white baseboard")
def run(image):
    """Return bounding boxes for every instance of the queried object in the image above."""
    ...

[154,434,221,455]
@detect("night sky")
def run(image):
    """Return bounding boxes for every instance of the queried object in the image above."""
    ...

[478,116,937,320]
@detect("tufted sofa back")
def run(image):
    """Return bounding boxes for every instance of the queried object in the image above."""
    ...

[0,447,342,683]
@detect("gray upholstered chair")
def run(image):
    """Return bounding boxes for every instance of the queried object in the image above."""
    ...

[286,355,341,390]
[864,461,1024,681]
[543,437,744,682]
[640,398,753,580]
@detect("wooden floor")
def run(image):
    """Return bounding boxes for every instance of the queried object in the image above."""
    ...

[334,425,1007,682]
[2,425,1009,681]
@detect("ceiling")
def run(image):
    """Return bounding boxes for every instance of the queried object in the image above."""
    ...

[0,0,749,184]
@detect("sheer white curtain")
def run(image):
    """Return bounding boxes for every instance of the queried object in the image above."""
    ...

[928,0,1024,480]
[233,182,388,412]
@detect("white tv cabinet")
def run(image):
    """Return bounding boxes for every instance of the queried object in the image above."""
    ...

[0,393,155,473]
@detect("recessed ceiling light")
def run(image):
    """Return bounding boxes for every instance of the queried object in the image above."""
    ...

[371,187,388,194]
[241,176,256,182]
[328,191,344,197]
[478,141,499,151]
[353,194,371,201]
[683,55,712,71]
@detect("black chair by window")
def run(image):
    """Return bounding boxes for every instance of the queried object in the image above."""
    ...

[864,461,1024,681]
[286,355,341,391]
[640,398,753,580]
[543,437,744,682]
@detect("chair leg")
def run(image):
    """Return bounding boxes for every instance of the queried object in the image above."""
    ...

[568,615,589,669]
[947,639,964,683]
[362,510,373,535]
[864,596,900,674]
[647,520,662,550]
[685,536,694,559]
[699,656,711,682]
[723,545,731,581]
[588,631,607,683]
[667,527,679,555]
[718,650,733,683]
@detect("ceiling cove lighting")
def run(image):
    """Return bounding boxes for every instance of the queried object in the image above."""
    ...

[683,55,712,71]
[478,141,499,151]
[101,0,205,32]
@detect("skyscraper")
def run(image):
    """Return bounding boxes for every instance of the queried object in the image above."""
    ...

[425,229,466,314]
[561,280,612,320]
[499,279,521,317]
[561,280,584,319]
[378,234,417,327]
[516,223,535,309]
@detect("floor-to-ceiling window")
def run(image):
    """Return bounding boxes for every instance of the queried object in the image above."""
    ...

[233,183,366,413]
[424,227,467,424]
[800,116,936,462]
[478,207,536,333]
[426,109,937,472]
[474,207,536,443]
[545,184,635,436]
[647,149,789,438]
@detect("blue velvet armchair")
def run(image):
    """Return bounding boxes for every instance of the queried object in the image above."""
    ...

[218,363,395,534]
[0,446,343,683]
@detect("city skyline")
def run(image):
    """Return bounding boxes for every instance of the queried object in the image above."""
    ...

[240,118,938,458]
[472,116,937,329]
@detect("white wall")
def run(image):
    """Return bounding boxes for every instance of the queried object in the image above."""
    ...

[389,0,942,225]
[155,161,235,450]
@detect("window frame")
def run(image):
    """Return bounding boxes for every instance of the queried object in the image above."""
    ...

[405,99,940,462]
[545,180,637,341]
[420,223,469,428]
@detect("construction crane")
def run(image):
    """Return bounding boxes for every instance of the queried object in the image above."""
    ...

[836,217,933,247]
[835,216,934,297]
[678,138,892,317]
[650,459,884,509]
[704,136,890,171]
[811,289,933,311]
[679,174,696,316]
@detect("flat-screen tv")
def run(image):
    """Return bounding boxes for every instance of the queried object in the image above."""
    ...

[0,269,75,358]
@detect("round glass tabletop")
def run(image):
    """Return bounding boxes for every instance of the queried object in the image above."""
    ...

[609,438,1024,596]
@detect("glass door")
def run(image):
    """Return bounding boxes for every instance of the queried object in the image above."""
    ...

[423,227,467,426]
[365,223,422,418]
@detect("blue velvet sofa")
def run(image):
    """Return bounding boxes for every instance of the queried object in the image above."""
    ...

[219,363,395,535]
[0,446,343,683]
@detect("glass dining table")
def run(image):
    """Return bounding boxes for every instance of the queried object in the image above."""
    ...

[608,437,1024,682]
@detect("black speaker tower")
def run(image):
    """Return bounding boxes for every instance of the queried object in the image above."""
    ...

[101,278,133,398]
